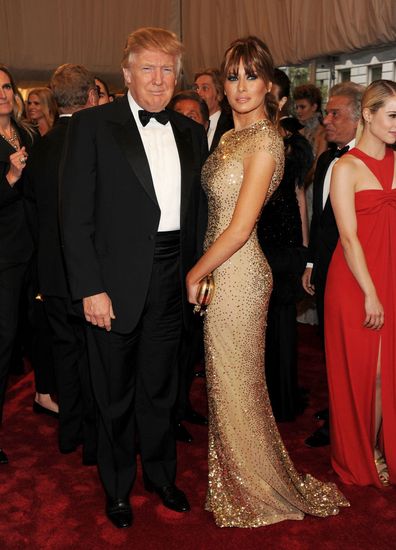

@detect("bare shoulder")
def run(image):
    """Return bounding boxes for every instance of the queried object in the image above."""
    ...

[332,154,360,176]
[331,154,361,194]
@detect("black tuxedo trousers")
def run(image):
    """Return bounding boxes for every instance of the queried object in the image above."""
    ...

[87,234,182,499]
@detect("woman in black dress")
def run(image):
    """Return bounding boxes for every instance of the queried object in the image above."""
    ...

[0,65,37,463]
[258,113,313,421]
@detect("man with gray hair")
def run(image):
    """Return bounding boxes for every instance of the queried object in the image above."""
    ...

[60,28,207,528]
[302,81,365,447]
[27,63,99,464]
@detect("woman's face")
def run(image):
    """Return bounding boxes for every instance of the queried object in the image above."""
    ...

[0,70,15,117]
[295,98,318,123]
[365,96,396,145]
[27,93,44,122]
[224,60,269,119]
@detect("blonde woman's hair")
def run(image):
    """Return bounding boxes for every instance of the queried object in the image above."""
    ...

[27,87,58,128]
[356,79,396,142]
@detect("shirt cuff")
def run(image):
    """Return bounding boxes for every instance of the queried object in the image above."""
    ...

[306,262,314,269]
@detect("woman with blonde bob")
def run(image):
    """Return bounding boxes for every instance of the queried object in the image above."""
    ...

[325,80,396,488]
[26,87,57,136]
[187,36,348,528]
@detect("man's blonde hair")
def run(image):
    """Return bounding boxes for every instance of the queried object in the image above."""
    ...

[121,27,183,76]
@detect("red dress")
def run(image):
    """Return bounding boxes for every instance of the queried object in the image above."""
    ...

[325,146,396,487]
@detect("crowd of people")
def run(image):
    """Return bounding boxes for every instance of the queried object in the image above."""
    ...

[0,25,395,531]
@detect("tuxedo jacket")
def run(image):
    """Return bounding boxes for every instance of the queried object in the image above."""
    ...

[209,109,234,154]
[60,96,208,334]
[307,148,338,288]
[0,126,35,273]
[26,117,70,297]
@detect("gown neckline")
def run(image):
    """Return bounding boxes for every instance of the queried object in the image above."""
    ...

[352,145,392,162]
[233,118,271,133]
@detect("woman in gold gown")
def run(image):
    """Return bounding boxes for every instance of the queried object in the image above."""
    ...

[186,36,349,528]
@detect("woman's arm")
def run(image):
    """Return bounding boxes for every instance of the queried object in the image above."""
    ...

[330,159,384,330]
[304,126,328,184]
[295,184,309,246]
[315,125,328,160]
[187,147,276,303]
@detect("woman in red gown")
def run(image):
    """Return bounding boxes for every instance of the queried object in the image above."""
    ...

[325,80,396,487]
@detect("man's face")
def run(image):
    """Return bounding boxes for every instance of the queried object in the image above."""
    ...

[173,98,208,128]
[123,49,177,112]
[193,75,220,116]
[323,95,358,147]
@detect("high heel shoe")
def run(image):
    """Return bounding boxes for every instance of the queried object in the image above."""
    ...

[33,401,59,419]
[375,451,390,487]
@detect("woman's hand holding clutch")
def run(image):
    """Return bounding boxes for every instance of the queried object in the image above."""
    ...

[186,272,215,316]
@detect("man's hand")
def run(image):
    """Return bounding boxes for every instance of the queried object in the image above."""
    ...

[302,267,315,296]
[83,292,115,331]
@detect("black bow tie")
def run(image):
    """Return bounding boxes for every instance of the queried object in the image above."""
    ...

[138,109,170,127]
[334,145,350,158]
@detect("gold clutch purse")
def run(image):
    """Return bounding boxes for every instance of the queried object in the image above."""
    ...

[193,273,215,316]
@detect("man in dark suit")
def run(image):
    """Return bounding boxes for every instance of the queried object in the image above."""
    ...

[27,64,99,463]
[60,27,207,529]
[302,82,364,447]
[193,68,233,153]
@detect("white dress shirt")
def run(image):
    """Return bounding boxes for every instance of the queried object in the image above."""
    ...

[207,109,221,150]
[306,138,356,269]
[127,92,181,231]
[322,138,356,208]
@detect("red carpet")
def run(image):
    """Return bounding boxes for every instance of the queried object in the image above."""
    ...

[1,325,395,550]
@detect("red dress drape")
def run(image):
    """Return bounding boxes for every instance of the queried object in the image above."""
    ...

[325,146,396,487]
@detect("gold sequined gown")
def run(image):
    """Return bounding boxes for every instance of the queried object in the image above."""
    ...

[201,120,349,528]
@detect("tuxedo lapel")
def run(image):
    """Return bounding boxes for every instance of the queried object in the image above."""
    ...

[108,99,158,207]
[170,117,194,227]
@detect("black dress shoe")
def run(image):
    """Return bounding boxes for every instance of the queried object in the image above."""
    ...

[106,498,132,528]
[59,441,81,454]
[305,427,330,448]
[145,482,190,513]
[33,401,59,419]
[0,449,9,464]
[175,422,193,443]
[184,409,208,426]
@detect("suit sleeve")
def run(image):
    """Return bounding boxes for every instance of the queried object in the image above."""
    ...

[307,152,327,264]
[59,111,105,300]
[196,126,209,258]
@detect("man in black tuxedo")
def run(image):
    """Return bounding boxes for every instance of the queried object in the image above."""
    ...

[60,27,207,529]
[302,82,364,447]
[27,64,99,462]
[193,68,233,153]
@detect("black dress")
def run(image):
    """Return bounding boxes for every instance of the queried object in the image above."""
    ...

[0,125,36,422]
[258,131,313,421]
